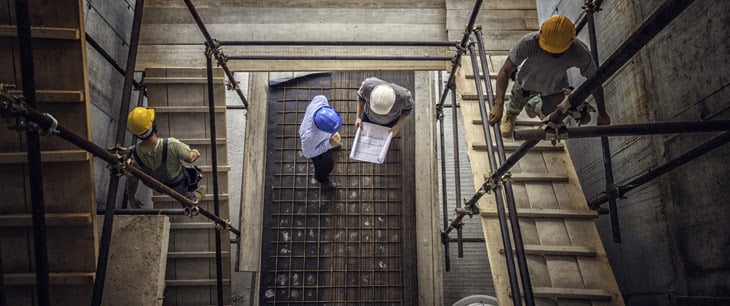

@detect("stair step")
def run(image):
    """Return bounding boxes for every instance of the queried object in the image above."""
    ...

[531,287,612,300]
[465,72,498,79]
[0,150,90,164]
[0,213,93,227]
[0,25,79,40]
[177,138,226,145]
[151,193,229,202]
[8,90,84,102]
[461,92,511,100]
[510,173,569,183]
[4,272,95,285]
[481,208,598,219]
[151,106,226,113]
[170,222,216,230]
[166,279,231,286]
[145,77,225,84]
[499,245,597,257]
[168,251,230,258]
[472,118,541,126]
[472,142,564,151]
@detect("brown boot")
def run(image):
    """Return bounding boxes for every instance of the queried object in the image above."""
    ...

[500,115,517,138]
[525,104,538,118]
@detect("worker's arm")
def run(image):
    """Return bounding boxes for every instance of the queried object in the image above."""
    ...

[488,58,518,125]
[355,98,364,129]
[389,114,409,137]
[183,148,200,163]
[126,174,143,209]
[592,85,610,125]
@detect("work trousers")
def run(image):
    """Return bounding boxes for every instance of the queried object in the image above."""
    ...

[506,81,566,118]
[311,148,336,184]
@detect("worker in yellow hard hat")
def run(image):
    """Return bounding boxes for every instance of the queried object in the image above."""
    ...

[125,106,203,208]
[488,15,611,137]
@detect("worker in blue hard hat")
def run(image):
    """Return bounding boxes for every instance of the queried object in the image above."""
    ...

[355,77,414,136]
[299,95,343,191]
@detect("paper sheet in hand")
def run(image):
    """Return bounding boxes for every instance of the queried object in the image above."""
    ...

[349,122,393,164]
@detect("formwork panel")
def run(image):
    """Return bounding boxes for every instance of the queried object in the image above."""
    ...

[260,72,417,305]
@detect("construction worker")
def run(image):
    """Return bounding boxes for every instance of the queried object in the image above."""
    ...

[299,95,342,191]
[488,15,610,137]
[355,77,414,136]
[125,106,202,208]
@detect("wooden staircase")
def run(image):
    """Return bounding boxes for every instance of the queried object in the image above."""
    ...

[0,0,97,304]
[455,52,625,305]
[144,67,232,306]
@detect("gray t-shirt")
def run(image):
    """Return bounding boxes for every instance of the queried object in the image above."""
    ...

[509,32,596,95]
[357,77,414,125]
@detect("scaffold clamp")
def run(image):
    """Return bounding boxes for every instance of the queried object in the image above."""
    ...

[184,205,200,218]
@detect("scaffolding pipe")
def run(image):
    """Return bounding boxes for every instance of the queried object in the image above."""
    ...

[227,55,452,61]
[513,120,730,141]
[0,100,241,236]
[473,29,536,305]
[219,40,454,47]
[182,0,248,108]
[92,1,145,304]
[436,0,484,109]
[589,132,730,208]
[467,42,523,306]
[14,1,50,304]
[98,209,186,215]
[575,0,606,33]
[450,86,465,258]
[585,1,621,243]
[437,72,451,272]
[206,48,225,306]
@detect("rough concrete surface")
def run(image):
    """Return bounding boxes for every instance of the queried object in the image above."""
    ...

[96,215,170,306]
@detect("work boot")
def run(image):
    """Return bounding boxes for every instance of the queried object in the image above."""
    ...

[193,185,206,203]
[500,115,517,138]
[321,180,337,191]
[524,104,538,118]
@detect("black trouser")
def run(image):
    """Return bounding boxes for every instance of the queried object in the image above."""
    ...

[311,148,335,183]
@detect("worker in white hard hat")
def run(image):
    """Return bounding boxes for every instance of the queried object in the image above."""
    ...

[488,15,610,138]
[300,95,343,191]
[355,77,415,136]
[125,106,203,208]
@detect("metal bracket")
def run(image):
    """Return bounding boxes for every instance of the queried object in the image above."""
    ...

[39,113,60,136]
[184,205,200,218]
[213,218,231,231]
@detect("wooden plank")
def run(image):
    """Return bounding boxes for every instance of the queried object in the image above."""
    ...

[471,142,564,151]
[531,287,613,300]
[144,77,225,84]
[0,150,90,164]
[169,223,215,230]
[480,208,598,219]
[498,245,597,257]
[7,90,84,102]
[168,251,230,258]
[0,25,79,40]
[511,173,569,182]
[165,279,231,287]
[4,272,95,285]
[151,193,229,202]
[152,106,226,113]
[0,213,92,227]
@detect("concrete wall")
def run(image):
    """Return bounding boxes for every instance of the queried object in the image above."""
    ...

[84,0,142,208]
[538,0,730,305]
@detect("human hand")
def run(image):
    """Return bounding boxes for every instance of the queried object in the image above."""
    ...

[390,124,401,137]
[597,113,611,126]
[354,118,362,129]
[488,104,504,125]
[329,132,341,146]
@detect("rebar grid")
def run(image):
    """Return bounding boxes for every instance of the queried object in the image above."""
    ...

[261,72,413,305]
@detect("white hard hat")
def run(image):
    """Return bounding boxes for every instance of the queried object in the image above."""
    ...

[370,84,396,115]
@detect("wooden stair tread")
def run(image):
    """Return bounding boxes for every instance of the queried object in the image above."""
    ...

[144,77,225,84]
[499,245,597,256]
[531,287,613,300]
[166,279,231,286]
[0,25,79,40]
[510,172,569,182]
[0,150,90,164]
[472,142,564,151]
[168,251,230,258]
[169,222,216,230]
[151,193,229,202]
[7,90,84,102]
[4,272,95,285]
[480,208,598,219]
[152,106,226,113]
[0,213,93,227]
[472,118,541,126]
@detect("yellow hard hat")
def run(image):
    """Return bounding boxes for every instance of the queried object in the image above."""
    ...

[539,15,576,54]
[128,107,155,137]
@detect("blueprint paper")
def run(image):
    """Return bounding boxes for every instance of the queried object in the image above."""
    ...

[349,122,393,164]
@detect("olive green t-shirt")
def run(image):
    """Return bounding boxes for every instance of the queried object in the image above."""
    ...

[133,137,191,180]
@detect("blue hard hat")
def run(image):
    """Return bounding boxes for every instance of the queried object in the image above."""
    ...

[314,106,342,133]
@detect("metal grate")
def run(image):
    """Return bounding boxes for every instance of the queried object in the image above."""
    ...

[260,72,416,305]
